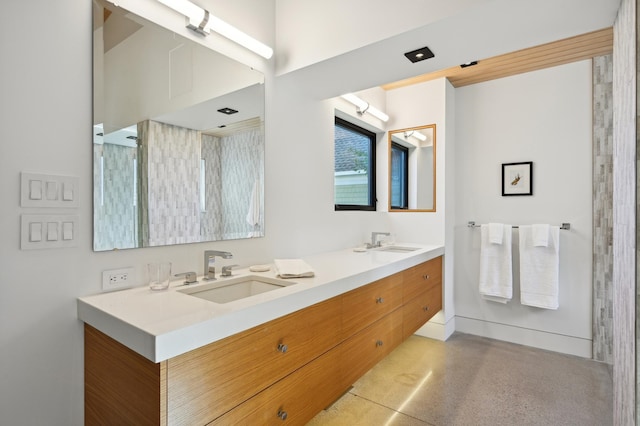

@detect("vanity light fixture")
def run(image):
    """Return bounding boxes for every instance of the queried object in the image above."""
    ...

[157,0,274,59]
[340,93,389,123]
[404,130,427,142]
[404,46,435,63]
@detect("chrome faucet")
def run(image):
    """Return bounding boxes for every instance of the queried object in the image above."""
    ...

[174,271,197,285]
[203,250,233,281]
[368,232,390,248]
[221,264,239,277]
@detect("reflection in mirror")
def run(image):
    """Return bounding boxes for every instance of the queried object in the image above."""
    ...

[92,1,265,251]
[388,124,436,212]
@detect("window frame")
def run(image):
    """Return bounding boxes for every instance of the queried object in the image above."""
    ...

[334,117,377,211]
[390,141,409,210]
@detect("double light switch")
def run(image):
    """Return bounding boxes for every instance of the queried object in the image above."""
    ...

[20,172,79,250]
[21,215,78,250]
[21,172,79,208]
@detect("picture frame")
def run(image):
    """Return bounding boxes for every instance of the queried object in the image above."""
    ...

[502,161,533,196]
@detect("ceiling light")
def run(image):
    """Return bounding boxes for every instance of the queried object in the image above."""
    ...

[404,46,434,63]
[217,107,238,115]
[340,94,389,122]
[157,0,274,59]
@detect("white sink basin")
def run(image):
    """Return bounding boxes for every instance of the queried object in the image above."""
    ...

[178,275,297,304]
[375,245,420,253]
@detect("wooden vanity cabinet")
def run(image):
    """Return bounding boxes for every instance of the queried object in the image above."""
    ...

[402,256,442,303]
[166,297,342,425]
[402,256,443,339]
[85,325,166,425]
[341,273,403,340]
[84,255,443,425]
[210,344,344,426]
[340,308,404,388]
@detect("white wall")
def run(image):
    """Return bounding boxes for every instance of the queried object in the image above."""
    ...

[0,1,275,425]
[384,78,456,340]
[0,1,606,424]
[453,60,594,357]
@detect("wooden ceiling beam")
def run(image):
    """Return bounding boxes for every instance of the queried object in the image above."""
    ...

[382,27,613,90]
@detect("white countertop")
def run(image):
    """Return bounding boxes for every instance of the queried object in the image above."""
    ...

[77,244,444,362]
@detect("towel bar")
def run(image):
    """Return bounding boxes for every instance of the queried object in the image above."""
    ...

[467,221,570,230]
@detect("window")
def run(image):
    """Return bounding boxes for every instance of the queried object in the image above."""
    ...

[334,117,376,211]
[390,142,409,209]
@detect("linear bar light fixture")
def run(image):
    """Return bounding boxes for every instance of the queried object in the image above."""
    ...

[340,93,389,122]
[157,0,274,59]
[404,130,427,142]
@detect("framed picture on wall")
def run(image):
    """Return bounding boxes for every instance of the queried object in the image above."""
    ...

[502,161,533,196]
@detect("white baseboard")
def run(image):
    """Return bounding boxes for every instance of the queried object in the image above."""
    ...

[455,316,592,358]
[415,316,455,341]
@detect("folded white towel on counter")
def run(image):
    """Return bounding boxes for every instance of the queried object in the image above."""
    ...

[479,224,513,303]
[519,225,560,309]
[488,223,504,245]
[274,259,315,279]
[532,224,550,247]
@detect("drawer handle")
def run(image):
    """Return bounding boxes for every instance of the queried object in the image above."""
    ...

[277,343,288,353]
[423,274,430,280]
[277,409,288,421]
[423,306,430,312]
[376,340,384,347]
[376,297,384,304]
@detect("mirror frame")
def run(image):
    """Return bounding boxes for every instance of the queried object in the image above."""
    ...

[388,124,436,212]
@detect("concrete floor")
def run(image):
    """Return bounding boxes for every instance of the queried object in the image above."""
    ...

[308,333,613,426]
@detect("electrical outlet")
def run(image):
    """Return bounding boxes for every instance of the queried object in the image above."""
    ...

[102,267,135,292]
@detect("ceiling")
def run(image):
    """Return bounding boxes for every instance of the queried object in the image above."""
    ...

[382,27,613,90]
[278,0,620,101]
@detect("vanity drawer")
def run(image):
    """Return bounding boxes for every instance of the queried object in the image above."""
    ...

[167,296,342,425]
[210,346,344,426]
[341,308,403,388]
[403,283,442,339]
[402,256,442,303]
[341,273,403,340]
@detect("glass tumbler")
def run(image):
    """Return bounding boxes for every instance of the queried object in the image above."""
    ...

[148,262,172,291]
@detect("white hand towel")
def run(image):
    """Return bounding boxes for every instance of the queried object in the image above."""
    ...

[274,259,315,279]
[479,224,513,303]
[489,223,504,245]
[532,224,550,247]
[519,225,560,309]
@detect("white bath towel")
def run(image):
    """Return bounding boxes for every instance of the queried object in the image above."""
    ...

[479,224,513,303]
[519,225,560,309]
[274,259,315,279]
[532,224,550,247]
[489,223,504,244]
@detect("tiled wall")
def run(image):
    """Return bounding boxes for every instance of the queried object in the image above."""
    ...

[592,54,614,364]
[93,143,138,250]
[201,127,264,240]
[636,1,640,421]
[612,0,637,423]
[140,120,201,246]
[95,120,264,249]
[201,134,223,240]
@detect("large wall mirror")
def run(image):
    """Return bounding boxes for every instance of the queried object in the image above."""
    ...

[388,124,436,212]
[92,0,265,251]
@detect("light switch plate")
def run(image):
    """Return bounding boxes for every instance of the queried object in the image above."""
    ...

[21,172,79,208]
[21,214,78,250]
